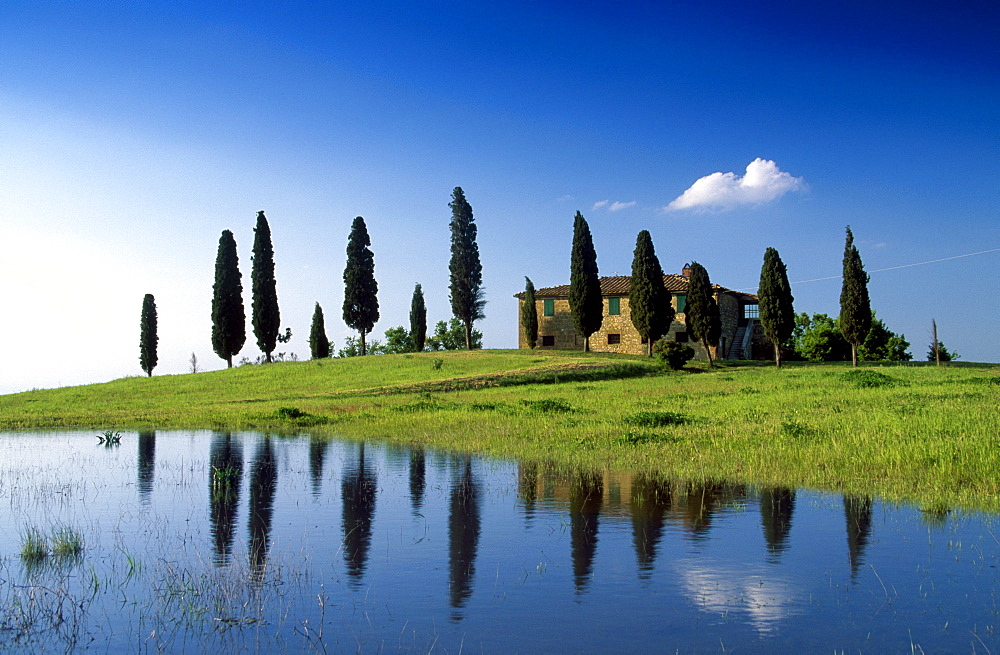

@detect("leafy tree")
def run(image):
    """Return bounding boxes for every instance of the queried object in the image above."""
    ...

[338,335,386,357]
[859,312,911,361]
[757,247,795,367]
[211,229,246,368]
[426,318,482,351]
[793,313,850,362]
[381,326,413,354]
[251,211,281,363]
[628,230,674,356]
[448,187,485,349]
[839,226,871,367]
[568,211,602,351]
[309,302,330,359]
[685,262,721,367]
[927,341,959,362]
[410,284,427,353]
[521,276,539,349]
[342,216,379,356]
[139,293,158,377]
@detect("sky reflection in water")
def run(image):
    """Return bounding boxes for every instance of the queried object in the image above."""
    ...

[0,430,997,653]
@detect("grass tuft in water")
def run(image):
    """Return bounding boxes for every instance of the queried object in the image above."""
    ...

[21,527,49,563]
[51,526,84,560]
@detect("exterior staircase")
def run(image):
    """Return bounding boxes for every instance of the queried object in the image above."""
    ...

[727,319,755,360]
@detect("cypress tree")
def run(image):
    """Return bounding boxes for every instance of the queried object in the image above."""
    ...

[343,216,379,356]
[839,226,871,367]
[410,283,427,352]
[628,230,674,356]
[139,293,158,377]
[568,211,603,352]
[686,261,721,367]
[251,210,280,363]
[521,276,539,349]
[211,229,246,368]
[448,187,485,349]
[758,247,795,368]
[309,302,330,359]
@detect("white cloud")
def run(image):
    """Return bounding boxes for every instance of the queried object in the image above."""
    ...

[592,199,609,210]
[609,201,636,212]
[666,158,804,212]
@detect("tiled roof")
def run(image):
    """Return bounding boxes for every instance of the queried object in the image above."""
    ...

[515,274,757,300]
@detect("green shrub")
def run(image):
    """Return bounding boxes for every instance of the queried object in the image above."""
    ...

[521,398,574,413]
[841,369,900,389]
[653,339,695,370]
[624,411,688,427]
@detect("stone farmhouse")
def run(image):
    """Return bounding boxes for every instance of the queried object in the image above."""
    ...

[515,265,769,360]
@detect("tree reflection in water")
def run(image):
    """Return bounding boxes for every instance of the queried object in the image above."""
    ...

[308,436,329,498]
[342,443,377,587]
[248,436,277,583]
[760,487,796,562]
[409,448,426,515]
[630,473,672,579]
[137,430,155,505]
[209,432,244,565]
[448,457,481,618]
[570,470,603,593]
[844,495,873,579]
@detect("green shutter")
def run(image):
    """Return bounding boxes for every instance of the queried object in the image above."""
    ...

[543,298,554,316]
[608,297,620,315]
[676,294,687,313]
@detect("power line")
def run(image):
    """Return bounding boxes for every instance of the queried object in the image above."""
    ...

[733,247,1000,292]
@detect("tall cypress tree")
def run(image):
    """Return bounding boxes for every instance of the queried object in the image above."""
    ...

[309,302,330,359]
[521,276,539,349]
[629,230,674,356]
[839,226,871,367]
[343,216,379,356]
[686,261,721,367]
[758,247,795,368]
[139,293,158,377]
[211,229,246,368]
[251,210,281,363]
[448,187,485,349]
[568,211,603,352]
[410,283,427,352]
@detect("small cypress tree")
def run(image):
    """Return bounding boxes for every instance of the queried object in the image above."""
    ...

[251,210,281,363]
[521,276,539,349]
[410,283,427,352]
[139,293,158,377]
[309,302,330,359]
[448,187,485,349]
[568,211,603,352]
[686,261,721,367]
[211,229,246,368]
[839,226,871,367]
[758,247,795,367]
[629,230,674,356]
[343,216,379,356]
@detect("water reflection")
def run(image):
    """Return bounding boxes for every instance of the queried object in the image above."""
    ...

[760,487,795,562]
[308,436,329,497]
[248,436,277,582]
[844,495,873,578]
[630,474,672,579]
[569,470,603,593]
[409,448,426,514]
[342,443,377,587]
[209,432,244,565]
[448,457,481,617]
[518,462,539,524]
[137,430,155,504]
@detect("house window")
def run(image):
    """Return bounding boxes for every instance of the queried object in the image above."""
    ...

[543,299,554,316]
[541,335,555,347]
[607,334,621,345]
[675,294,687,313]
[608,297,620,315]
[675,331,688,343]
[744,303,759,319]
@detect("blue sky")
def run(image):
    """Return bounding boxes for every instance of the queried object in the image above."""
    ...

[1,1,997,392]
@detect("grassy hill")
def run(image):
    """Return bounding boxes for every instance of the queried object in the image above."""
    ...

[2,349,998,512]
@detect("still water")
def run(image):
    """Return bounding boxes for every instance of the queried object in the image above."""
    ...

[1,430,997,653]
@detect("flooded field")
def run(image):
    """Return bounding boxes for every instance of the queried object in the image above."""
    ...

[1,430,998,652]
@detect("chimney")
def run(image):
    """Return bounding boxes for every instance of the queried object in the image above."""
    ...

[681,263,692,278]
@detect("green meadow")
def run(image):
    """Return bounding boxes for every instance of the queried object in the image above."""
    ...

[2,349,998,512]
